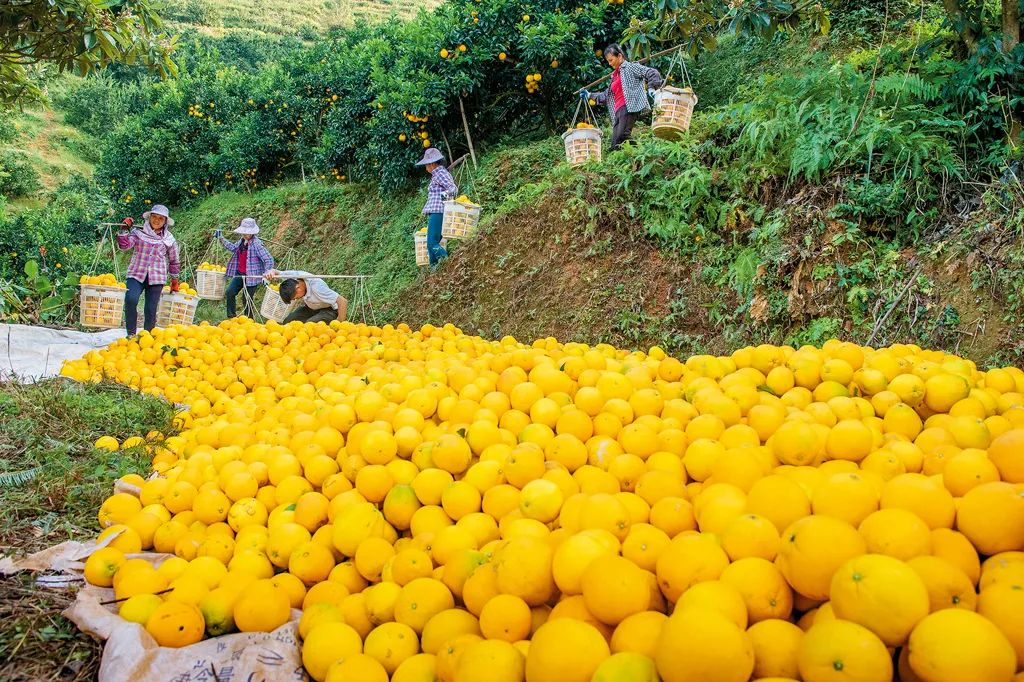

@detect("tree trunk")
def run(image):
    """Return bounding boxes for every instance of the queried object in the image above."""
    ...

[1003,0,1020,51]
[942,0,978,52]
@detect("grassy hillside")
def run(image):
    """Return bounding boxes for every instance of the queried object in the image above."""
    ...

[171,129,1023,368]
[161,0,441,37]
[2,108,97,211]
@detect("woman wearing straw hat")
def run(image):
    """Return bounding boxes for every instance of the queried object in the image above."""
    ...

[117,204,180,337]
[214,217,274,319]
[416,147,458,267]
[580,44,664,150]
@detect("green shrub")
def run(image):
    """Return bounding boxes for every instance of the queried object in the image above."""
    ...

[0,149,40,198]
[0,174,114,280]
[52,73,144,139]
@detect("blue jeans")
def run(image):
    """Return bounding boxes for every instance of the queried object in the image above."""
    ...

[427,212,447,265]
[125,277,162,336]
[225,276,258,318]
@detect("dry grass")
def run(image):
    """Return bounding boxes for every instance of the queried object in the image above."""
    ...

[0,574,101,682]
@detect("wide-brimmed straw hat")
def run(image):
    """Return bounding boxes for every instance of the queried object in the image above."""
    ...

[415,148,445,166]
[234,217,260,235]
[143,204,174,227]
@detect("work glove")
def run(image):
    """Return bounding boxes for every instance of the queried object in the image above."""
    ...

[120,217,134,230]
[579,89,590,100]
[213,229,222,238]
[170,278,180,293]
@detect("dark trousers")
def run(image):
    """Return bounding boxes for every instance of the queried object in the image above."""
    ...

[283,304,337,324]
[611,107,641,149]
[426,212,447,266]
[125,276,162,336]
[225,276,259,319]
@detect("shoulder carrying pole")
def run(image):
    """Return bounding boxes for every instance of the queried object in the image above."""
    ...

[575,43,688,95]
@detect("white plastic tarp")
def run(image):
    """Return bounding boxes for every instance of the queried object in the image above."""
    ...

[0,323,123,382]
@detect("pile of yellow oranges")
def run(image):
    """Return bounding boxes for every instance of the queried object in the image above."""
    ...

[198,262,228,273]
[79,273,127,289]
[68,319,1024,682]
[525,73,542,94]
[162,282,198,297]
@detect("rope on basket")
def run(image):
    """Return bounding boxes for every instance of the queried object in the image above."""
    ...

[664,47,694,92]
[569,95,600,130]
[450,157,479,202]
[251,241,301,324]
[91,223,126,282]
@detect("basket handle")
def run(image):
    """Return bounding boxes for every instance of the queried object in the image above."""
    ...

[665,48,694,92]
[200,231,223,267]
[569,97,599,129]
[450,160,479,202]
[90,224,124,282]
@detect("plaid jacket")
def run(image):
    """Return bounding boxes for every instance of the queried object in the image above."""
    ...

[117,230,180,285]
[220,236,274,286]
[422,166,458,215]
[593,61,665,126]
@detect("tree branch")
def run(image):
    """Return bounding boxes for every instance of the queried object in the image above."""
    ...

[1003,0,1020,51]
[942,0,978,52]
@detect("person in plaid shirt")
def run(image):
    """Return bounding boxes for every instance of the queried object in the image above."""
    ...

[581,44,665,149]
[117,204,180,336]
[215,217,274,319]
[416,147,458,267]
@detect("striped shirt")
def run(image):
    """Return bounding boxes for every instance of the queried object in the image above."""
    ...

[422,166,458,215]
[220,236,274,287]
[593,61,665,125]
[117,230,180,285]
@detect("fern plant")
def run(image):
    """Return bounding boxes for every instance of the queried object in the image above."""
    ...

[0,467,40,488]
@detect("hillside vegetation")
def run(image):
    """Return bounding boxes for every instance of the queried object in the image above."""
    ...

[161,0,441,36]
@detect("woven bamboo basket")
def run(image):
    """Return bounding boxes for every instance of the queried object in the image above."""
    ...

[260,286,296,322]
[196,269,226,301]
[414,232,429,266]
[156,291,199,327]
[652,86,698,140]
[442,201,482,239]
[79,284,126,330]
[562,127,603,166]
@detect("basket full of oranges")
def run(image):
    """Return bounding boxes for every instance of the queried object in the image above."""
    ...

[196,263,228,301]
[79,274,127,329]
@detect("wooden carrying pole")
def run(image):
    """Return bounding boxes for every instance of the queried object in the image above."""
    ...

[457,95,478,170]
[575,43,688,94]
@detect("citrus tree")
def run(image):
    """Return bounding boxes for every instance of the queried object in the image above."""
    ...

[97,0,639,201]
[0,0,177,105]
[622,0,831,57]
[98,59,301,213]
[292,0,636,189]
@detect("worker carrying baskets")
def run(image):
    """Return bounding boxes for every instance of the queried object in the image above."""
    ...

[116,204,180,337]
[579,44,665,150]
[263,269,348,324]
[415,147,458,268]
[214,218,274,320]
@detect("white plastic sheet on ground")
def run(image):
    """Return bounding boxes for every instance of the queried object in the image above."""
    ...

[65,587,304,682]
[2,540,304,682]
[0,323,124,382]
